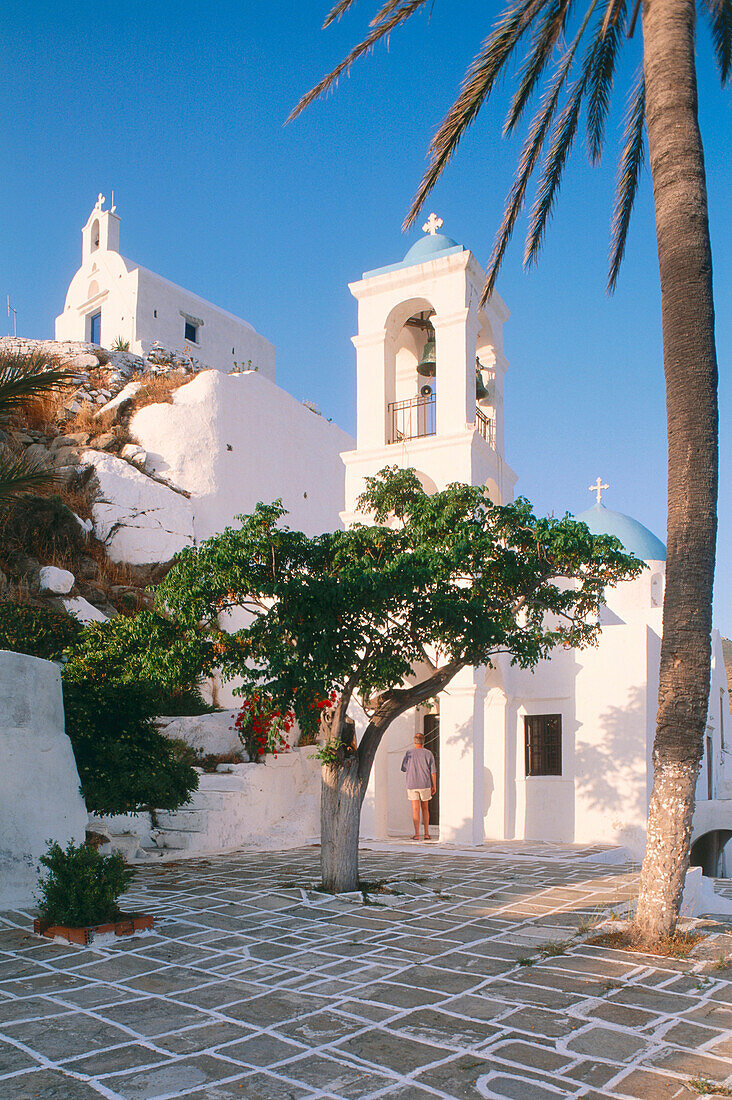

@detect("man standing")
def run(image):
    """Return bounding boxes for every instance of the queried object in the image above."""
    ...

[401,732,437,841]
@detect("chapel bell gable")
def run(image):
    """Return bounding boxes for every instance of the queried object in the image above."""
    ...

[81,193,120,262]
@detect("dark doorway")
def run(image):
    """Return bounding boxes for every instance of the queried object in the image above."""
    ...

[423,713,440,826]
[690,830,732,877]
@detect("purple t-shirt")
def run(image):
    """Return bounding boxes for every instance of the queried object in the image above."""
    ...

[401,747,436,789]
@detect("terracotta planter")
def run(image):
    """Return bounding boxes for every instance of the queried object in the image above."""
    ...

[33,912,154,946]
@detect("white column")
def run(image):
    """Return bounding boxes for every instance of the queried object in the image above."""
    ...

[353,330,394,450]
[439,671,485,845]
[433,307,478,436]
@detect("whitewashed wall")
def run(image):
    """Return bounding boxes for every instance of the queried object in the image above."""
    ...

[0,651,87,910]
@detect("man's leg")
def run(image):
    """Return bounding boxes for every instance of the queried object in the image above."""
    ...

[422,799,431,840]
[411,799,421,840]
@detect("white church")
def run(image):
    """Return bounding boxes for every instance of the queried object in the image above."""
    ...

[55,200,732,873]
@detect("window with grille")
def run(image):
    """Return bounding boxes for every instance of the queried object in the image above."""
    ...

[184,321,198,343]
[524,714,562,776]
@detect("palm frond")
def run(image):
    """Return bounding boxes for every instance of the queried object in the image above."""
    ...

[0,352,78,420]
[524,8,610,268]
[288,0,429,122]
[586,0,627,162]
[607,71,645,291]
[701,0,732,82]
[323,0,361,27]
[0,452,58,506]
[482,5,599,302]
[404,0,549,228]
[503,0,574,136]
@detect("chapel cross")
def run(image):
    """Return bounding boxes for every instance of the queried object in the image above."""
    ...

[422,212,443,235]
[96,193,105,209]
[589,477,609,504]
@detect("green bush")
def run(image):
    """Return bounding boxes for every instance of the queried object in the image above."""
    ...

[0,601,83,660]
[63,681,199,816]
[37,840,134,927]
[63,609,215,696]
[0,494,84,565]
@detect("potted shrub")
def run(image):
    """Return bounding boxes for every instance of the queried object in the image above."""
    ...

[34,840,153,945]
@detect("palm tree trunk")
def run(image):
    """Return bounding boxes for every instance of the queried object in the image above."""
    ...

[634,0,718,944]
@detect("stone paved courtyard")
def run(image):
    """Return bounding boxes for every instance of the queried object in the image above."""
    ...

[1,843,731,1100]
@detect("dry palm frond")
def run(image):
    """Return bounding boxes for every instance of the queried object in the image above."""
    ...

[608,71,645,291]
[0,452,59,506]
[287,0,430,122]
[324,0,361,26]
[701,0,732,82]
[0,352,78,420]
[405,0,548,229]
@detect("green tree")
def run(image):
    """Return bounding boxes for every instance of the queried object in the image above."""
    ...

[157,468,640,892]
[289,0,725,942]
[0,351,77,504]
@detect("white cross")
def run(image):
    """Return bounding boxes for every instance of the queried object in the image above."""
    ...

[95,193,105,209]
[589,477,609,504]
[422,212,443,235]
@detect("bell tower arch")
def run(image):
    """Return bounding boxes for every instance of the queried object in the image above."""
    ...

[341,216,517,522]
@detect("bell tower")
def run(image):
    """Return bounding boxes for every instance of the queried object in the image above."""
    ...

[81,193,120,262]
[341,216,517,522]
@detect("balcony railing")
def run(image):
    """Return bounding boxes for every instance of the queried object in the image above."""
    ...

[388,393,436,443]
[475,406,496,448]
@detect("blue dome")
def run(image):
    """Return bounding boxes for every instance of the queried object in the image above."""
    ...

[403,232,462,264]
[574,502,666,561]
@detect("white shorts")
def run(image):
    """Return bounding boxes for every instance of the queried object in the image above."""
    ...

[407,788,432,801]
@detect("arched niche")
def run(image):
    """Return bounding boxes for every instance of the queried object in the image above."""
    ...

[413,470,438,496]
[383,297,438,440]
[476,314,497,410]
[90,219,100,252]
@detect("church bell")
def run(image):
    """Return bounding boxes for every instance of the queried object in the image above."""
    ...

[417,332,437,377]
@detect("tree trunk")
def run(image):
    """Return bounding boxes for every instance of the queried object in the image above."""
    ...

[320,756,363,893]
[634,0,718,944]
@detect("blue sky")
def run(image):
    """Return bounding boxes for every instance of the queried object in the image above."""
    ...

[1,0,729,633]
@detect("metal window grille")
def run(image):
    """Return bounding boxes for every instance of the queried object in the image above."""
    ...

[475,406,496,447]
[524,714,562,776]
[387,393,436,443]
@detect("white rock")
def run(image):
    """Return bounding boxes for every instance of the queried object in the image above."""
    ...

[61,596,108,624]
[157,710,241,756]
[38,565,75,595]
[0,651,88,909]
[82,451,194,565]
[120,443,146,465]
[131,369,354,542]
[67,352,100,370]
[94,380,142,419]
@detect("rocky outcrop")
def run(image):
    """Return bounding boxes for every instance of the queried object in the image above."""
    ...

[83,452,194,565]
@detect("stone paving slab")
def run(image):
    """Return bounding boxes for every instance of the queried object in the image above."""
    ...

[0,843,730,1099]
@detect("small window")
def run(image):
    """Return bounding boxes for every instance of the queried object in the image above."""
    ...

[154,309,157,318]
[524,714,562,776]
[89,310,102,345]
[184,321,198,343]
